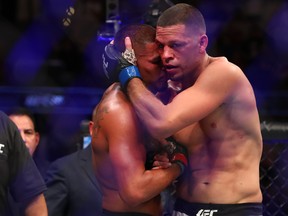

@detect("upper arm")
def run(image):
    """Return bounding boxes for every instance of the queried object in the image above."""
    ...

[9,123,47,204]
[162,62,241,134]
[100,100,147,196]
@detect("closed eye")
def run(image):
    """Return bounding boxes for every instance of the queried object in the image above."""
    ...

[170,42,185,49]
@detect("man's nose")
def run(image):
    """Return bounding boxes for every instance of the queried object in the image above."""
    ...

[162,46,174,62]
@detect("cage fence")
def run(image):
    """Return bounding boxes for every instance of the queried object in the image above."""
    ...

[260,121,288,216]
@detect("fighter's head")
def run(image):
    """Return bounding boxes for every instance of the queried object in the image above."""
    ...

[113,24,168,93]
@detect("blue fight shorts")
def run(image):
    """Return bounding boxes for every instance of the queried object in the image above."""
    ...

[102,209,152,216]
[172,198,263,216]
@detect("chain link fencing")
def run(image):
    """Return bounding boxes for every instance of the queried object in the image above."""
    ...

[260,122,288,216]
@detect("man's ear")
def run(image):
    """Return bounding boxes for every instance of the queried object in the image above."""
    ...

[199,34,208,53]
[89,121,94,136]
[35,132,40,146]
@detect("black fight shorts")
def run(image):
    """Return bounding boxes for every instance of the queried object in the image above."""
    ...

[172,198,263,216]
[102,209,152,216]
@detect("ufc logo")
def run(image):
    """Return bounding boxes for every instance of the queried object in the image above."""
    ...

[196,209,218,216]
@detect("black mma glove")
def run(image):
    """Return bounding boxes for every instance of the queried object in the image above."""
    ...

[164,137,189,175]
[102,42,142,88]
[102,43,121,83]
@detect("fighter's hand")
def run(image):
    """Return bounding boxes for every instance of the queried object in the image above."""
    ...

[118,37,142,89]
[102,37,142,88]
[122,37,137,65]
[164,137,189,175]
[152,152,172,170]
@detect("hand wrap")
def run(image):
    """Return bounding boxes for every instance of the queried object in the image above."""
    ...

[102,42,142,88]
[164,137,188,174]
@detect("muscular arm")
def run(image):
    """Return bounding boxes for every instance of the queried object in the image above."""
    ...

[101,92,181,206]
[126,61,241,140]
[24,194,48,216]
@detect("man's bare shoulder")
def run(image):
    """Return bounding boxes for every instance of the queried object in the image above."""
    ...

[102,83,121,97]
[209,56,242,72]
[97,83,134,120]
[204,56,245,84]
[209,56,235,68]
[101,83,130,107]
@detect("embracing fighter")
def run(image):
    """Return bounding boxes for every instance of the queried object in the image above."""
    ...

[115,3,263,216]
[91,24,188,216]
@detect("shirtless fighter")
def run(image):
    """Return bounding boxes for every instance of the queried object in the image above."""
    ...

[91,24,188,216]
[116,3,263,216]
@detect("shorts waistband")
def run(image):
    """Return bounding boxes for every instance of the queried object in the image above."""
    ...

[174,198,263,216]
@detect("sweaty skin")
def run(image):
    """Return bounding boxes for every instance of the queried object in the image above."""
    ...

[91,83,182,215]
[91,30,182,215]
[125,23,263,204]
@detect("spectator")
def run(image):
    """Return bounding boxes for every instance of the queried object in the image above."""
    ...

[0,110,47,215]
[8,107,49,178]
[44,136,102,215]
[9,107,40,156]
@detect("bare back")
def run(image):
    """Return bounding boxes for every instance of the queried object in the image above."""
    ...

[91,83,162,215]
[174,57,263,204]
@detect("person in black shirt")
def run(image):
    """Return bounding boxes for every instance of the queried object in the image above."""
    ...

[0,111,47,216]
